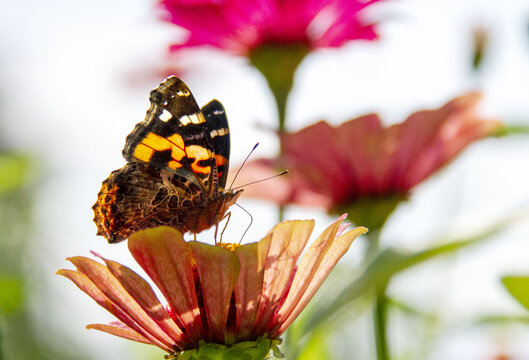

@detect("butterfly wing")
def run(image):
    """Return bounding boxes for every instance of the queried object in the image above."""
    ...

[201,99,231,189]
[122,76,216,193]
[92,162,202,243]
[93,77,238,242]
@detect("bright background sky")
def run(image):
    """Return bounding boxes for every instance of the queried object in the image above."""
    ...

[1,0,529,359]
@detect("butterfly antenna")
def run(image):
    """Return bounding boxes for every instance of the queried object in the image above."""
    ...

[229,142,259,190]
[235,202,253,244]
[231,170,288,190]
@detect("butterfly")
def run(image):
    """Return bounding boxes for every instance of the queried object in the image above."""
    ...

[92,76,242,243]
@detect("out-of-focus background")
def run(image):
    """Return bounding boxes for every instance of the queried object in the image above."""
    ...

[1,0,529,359]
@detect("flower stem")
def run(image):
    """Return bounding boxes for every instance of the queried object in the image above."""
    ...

[249,44,308,225]
[366,230,390,360]
[374,286,389,360]
[248,43,308,133]
[364,228,389,360]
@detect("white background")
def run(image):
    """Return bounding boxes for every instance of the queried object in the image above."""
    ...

[1,0,529,359]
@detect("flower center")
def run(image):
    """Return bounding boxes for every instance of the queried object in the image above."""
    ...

[216,242,240,251]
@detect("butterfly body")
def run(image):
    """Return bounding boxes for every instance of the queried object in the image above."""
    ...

[93,77,242,243]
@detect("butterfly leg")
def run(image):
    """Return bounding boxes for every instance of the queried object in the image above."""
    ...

[218,211,232,244]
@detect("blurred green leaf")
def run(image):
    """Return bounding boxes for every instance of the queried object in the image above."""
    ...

[0,276,23,314]
[0,153,33,194]
[476,314,529,325]
[387,297,437,322]
[502,276,529,311]
[303,215,512,335]
[297,330,331,360]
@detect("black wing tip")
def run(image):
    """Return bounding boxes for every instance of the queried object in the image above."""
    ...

[202,99,226,113]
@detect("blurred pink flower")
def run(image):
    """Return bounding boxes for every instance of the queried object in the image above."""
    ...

[58,218,366,356]
[159,0,384,55]
[237,93,501,210]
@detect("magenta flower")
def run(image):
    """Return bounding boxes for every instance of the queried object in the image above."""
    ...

[237,93,501,227]
[58,217,366,358]
[159,0,383,56]
[159,0,387,132]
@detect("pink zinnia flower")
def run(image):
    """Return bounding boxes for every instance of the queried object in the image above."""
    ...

[58,217,366,358]
[159,0,383,56]
[237,93,501,225]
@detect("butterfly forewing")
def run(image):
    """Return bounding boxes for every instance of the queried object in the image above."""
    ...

[201,100,231,189]
[122,76,216,191]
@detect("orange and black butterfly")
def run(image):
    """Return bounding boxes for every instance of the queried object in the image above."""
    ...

[93,76,242,243]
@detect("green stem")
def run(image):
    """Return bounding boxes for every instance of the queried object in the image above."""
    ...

[249,44,308,224]
[374,286,389,360]
[248,43,309,133]
[365,230,390,360]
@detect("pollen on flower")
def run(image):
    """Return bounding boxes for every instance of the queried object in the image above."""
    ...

[216,242,240,251]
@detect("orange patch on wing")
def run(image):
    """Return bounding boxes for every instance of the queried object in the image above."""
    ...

[215,154,227,166]
[186,145,211,175]
[134,133,187,167]
[133,143,155,163]
[166,133,185,149]
[167,160,183,170]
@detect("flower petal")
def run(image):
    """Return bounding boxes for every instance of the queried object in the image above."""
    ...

[188,241,240,343]
[99,256,187,347]
[66,257,177,350]
[337,114,387,195]
[252,220,315,336]
[128,227,204,344]
[160,0,383,54]
[233,242,263,340]
[276,223,368,335]
[86,323,152,344]
[271,216,345,328]
[57,268,173,352]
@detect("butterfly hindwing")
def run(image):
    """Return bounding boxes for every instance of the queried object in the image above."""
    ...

[93,162,203,243]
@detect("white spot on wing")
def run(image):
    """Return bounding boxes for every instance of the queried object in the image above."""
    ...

[179,113,205,126]
[210,128,228,138]
[179,116,192,126]
[190,113,203,124]
[159,109,173,122]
